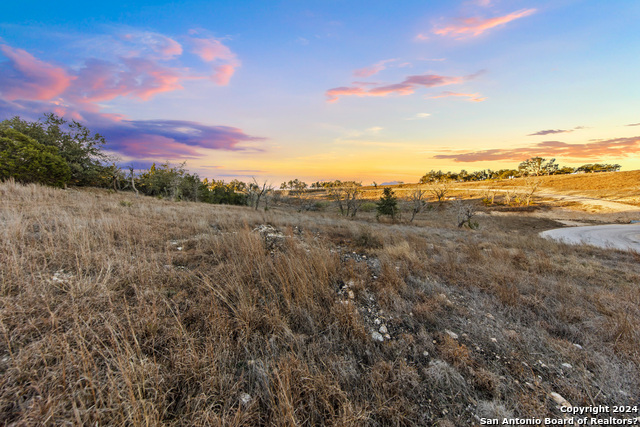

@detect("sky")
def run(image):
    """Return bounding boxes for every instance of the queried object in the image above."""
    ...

[1,0,639,184]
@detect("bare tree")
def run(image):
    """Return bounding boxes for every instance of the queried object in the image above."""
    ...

[344,184,362,217]
[128,166,139,197]
[482,188,496,205]
[249,178,271,210]
[327,182,362,216]
[520,178,540,206]
[408,187,428,222]
[429,179,452,203]
[454,201,479,228]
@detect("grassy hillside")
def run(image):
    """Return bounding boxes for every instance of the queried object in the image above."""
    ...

[0,180,638,425]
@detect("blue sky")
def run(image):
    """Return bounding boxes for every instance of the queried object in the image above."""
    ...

[1,0,639,183]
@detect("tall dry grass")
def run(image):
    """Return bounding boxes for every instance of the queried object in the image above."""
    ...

[0,180,638,425]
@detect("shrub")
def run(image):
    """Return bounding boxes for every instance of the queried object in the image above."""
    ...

[359,202,377,212]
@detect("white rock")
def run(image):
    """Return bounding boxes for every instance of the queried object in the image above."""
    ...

[550,392,572,408]
[347,290,355,299]
[379,325,388,334]
[561,363,572,370]
[374,318,381,325]
[423,351,429,357]
[490,338,498,343]
[445,330,459,340]
[384,334,391,339]
[239,392,252,406]
[371,331,384,342]
[573,343,583,350]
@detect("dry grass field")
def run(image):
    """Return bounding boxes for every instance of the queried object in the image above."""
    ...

[1,180,639,425]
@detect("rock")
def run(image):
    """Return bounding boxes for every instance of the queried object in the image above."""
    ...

[347,290,355,299]
[371,331,384,342]
[490,338,498,343]
[486,313,495,320]
[239,392,252,406]
[573,343,583,350]
[550,392,572,408]
[561,363,572,370]
[384,334,391,339]
[374,318,381,325]
[445,330,459,340]
[379,325,388,334]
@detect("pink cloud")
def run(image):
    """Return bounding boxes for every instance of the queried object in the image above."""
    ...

[0,44,74,101]
[430,91,486,102]
[190,37,235,62]
[433,9,536,38]
[189,37,239,86]
[326,71,481,102]
[116,135,202,159]
[70,57,183,103]
[353,59,397,78]
[211,64,236,85]
[433,137,640,162]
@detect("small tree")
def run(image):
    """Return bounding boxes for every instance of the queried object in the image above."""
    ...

[454,201,479,229]
[376,187,398,220]
[408,187,428,222]
[429,179,452,203]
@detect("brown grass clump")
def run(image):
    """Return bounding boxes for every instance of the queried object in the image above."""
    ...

[1,180,639,425]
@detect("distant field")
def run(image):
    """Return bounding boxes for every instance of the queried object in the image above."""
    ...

[316,170,640,206]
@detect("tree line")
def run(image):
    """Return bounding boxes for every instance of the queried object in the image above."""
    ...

[419,157,620,184]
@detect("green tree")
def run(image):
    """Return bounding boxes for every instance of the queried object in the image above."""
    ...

[376,187,398,220]
[518,157,558,176]
[0,114,114,186]
[0,128,71,187]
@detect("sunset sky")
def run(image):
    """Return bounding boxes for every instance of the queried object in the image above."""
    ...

[1,0,639,184]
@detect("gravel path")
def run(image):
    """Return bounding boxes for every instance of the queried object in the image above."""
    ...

[540,224,640,252]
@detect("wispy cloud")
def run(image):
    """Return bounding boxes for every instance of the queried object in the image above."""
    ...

[405,113,432,120]
[527,126,585,136]
[188,35,240,85]
[353,59,397,78]
[433,137,640,162]
[626,123,640,127]
[101,119,265,158]
[528,129,572,136]
[430,91,486,102]
[0,45,74,101]
[326,71,483,102]
[428,8,536,39]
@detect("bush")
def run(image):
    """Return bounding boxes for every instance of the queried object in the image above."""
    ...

[360,202,377,212]
[0,129,71,187]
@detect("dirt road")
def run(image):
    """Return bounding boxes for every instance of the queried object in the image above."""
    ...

[540,224,640,252]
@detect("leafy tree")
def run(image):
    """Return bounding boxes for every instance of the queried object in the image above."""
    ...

[0,114,115,186]
[518,157,558,176]
[376,187,398,220]
[0,128,71,187]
